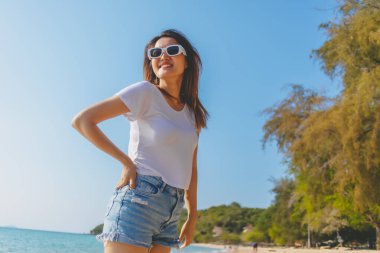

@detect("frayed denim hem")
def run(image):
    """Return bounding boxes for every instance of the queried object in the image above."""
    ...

[96,232,150,248]
[152,238,181,249]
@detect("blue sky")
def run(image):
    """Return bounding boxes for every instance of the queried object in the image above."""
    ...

[0,0,341,233]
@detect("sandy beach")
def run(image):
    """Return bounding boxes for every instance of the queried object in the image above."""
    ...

[193,244,379,253]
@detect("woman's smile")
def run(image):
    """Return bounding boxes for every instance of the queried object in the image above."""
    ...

[159,61,173,69]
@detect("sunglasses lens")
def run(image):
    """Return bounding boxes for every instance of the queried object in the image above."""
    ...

[167,45,180,56]
[150,48,162,58]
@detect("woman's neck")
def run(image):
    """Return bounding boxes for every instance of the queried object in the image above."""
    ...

[158,77,183,101]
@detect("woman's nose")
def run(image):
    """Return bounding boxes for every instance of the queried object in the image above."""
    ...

[160,50,170,59]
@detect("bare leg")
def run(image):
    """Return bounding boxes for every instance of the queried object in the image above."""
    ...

[149,244,171,253]
[104,241,149,253]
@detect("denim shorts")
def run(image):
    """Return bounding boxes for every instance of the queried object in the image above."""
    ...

[96,173,185,249]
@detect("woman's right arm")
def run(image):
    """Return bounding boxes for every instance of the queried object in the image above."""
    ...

[71,95,137,189]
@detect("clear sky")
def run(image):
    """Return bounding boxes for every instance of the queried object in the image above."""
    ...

[0,0,341,233]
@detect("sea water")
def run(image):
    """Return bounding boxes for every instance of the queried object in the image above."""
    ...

[0,227,222,253]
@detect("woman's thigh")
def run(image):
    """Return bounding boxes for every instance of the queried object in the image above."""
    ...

[104,241,149,253]
[149,244,171,253]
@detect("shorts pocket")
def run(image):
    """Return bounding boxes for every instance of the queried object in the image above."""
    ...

[131,176,159,196]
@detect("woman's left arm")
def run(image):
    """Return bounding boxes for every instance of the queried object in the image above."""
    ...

[179,128,200,248]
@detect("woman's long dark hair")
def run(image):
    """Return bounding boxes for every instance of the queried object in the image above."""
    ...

[143,29,209,130]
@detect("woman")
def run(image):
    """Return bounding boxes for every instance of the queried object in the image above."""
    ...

[71,29,208,253]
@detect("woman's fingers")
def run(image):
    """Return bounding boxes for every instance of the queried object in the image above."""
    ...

[116,166,137,189]
[127,167,137,189]
[180,237,189,248]
[115,178,128,189]
[179,232,184,244]
[129,175,136,189]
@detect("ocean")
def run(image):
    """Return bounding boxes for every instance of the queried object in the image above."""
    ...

[0,227,222,253]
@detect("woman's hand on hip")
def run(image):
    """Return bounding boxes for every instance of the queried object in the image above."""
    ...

[116,163,137,190]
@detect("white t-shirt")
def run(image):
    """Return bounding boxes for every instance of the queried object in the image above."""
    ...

[115,81,199,190]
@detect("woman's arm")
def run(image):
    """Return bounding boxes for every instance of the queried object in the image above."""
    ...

[185,145,198,218]
[179,128,200,248]
[71,95,137,189]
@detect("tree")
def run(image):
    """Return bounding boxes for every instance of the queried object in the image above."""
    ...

[262,0,380,247]
[313,0,380,247]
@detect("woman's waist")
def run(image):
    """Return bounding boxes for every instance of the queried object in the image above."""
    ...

[135,172,185,196]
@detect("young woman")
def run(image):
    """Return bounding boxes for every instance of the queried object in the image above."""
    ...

[71,29,208,253]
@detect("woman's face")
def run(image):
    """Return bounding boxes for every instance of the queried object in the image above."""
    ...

[150,37,187,81]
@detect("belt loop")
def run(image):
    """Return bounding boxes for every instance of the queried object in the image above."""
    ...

[160,182,167,192]
[180,188,184,199]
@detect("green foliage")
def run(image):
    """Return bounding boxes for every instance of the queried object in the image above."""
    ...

[90,224,103,235]
[268,178,307,245]
[220,232,242,244]
[242,227,266,242]
[262,84,327,155]
[313,0,380,88]
[178,202,266,244]
[255,205,276,242]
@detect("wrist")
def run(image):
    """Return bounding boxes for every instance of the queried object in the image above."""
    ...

[121,158,134,169]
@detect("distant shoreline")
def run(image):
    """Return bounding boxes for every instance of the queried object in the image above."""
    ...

[0,226,90,235]
[192,242,226,249]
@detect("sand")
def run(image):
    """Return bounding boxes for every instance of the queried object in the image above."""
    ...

[193,244,379,253]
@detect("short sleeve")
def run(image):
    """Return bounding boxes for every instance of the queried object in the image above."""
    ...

[114,81,154,121]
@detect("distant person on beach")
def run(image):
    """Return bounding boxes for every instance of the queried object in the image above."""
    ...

[72,29,208,253]
[252,242,258,252]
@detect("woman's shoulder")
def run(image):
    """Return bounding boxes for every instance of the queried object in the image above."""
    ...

[127,80,156,91]
[115,80,157,98]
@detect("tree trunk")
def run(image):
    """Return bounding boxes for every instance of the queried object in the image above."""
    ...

[376,224,380,250]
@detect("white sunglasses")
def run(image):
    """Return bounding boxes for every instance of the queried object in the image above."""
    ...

[147,44,187,60]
